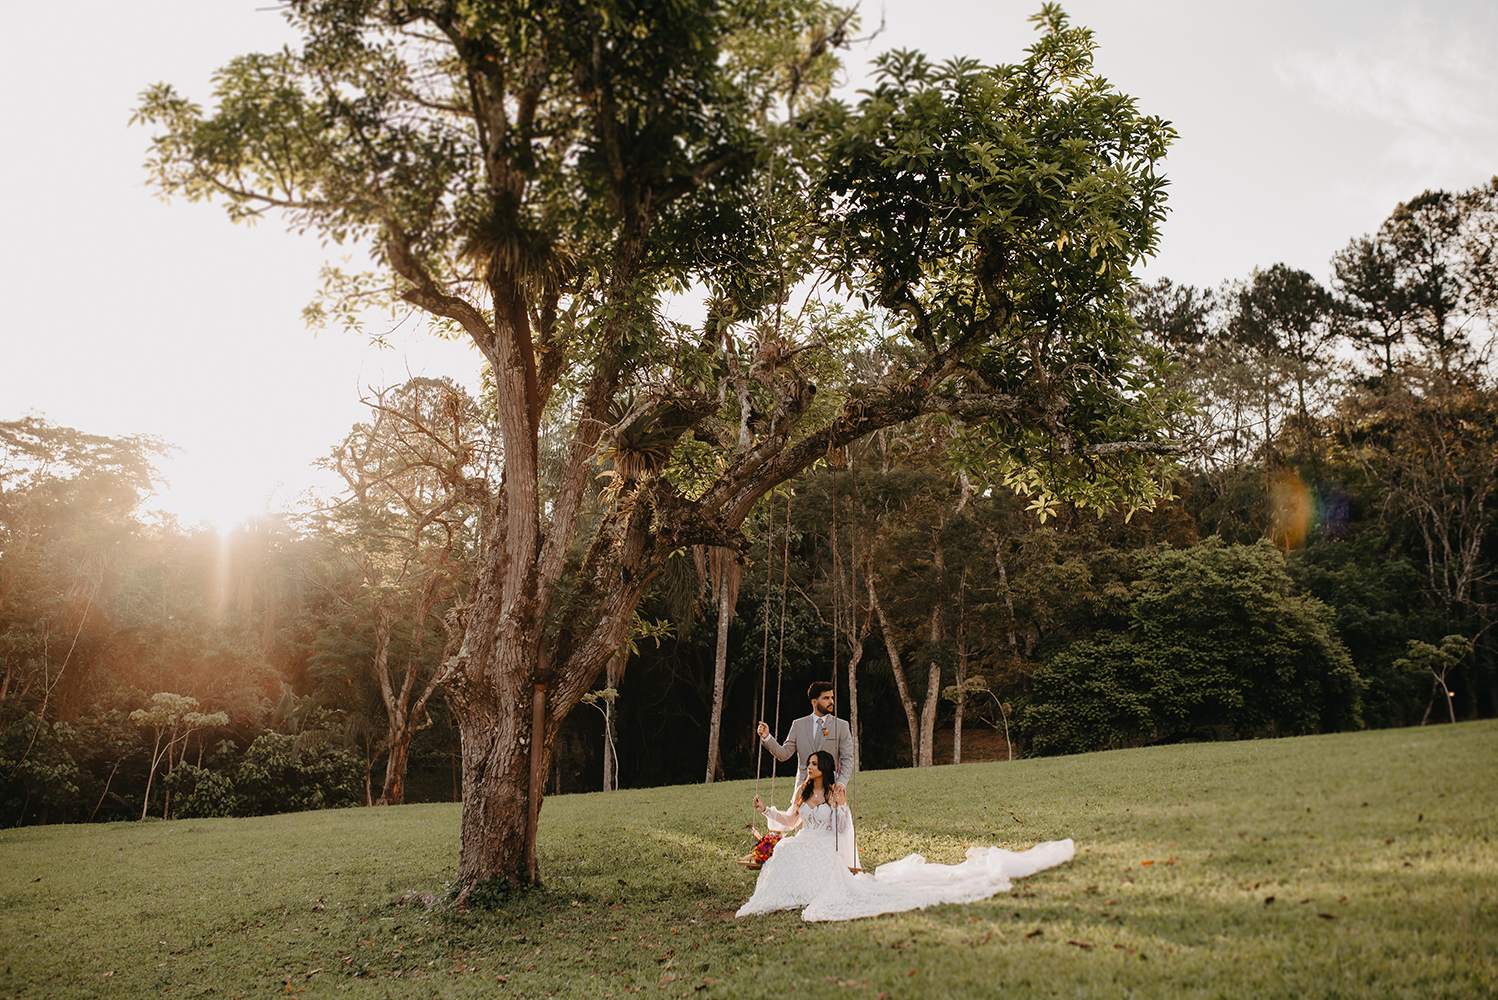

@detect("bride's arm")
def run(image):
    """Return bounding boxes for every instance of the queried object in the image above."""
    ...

[765,805,801,832]
[832,802,852,835]
[831,787,851,834]
[754,794,802,832]
[773,786,807,830]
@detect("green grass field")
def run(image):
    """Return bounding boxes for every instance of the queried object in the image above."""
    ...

[2,720,1495,999]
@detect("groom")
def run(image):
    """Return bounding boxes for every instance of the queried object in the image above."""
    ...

[756,681,857,793]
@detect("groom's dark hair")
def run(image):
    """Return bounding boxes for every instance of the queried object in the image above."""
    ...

[807,681,833,702]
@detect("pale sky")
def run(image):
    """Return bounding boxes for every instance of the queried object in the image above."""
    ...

[2,1,1495,529]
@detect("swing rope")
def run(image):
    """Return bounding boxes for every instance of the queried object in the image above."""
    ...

[831,463,860,868]
[753,492,776,813]
[831,497,840,856]
[751,491,791,824]
[772,493,790,811]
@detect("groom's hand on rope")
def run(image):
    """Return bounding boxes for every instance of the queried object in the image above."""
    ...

[756,722,769,739]
[832,786,847,806]
[832,782,847,797]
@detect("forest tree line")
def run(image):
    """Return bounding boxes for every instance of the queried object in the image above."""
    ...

[3,178,1495,827]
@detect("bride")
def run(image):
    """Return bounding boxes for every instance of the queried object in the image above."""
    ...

[736,750,1074,922]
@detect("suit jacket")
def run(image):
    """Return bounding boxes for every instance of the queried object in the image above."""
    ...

[762,713,858,791]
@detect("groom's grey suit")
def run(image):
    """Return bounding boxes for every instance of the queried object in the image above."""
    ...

[761,714,858,790]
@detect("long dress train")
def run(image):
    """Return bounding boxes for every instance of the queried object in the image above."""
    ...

[735,801,1073,922]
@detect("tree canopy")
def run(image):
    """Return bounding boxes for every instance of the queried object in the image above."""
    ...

[135,0,1183,894]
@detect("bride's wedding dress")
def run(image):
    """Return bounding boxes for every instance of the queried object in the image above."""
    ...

[735,801,1074,922]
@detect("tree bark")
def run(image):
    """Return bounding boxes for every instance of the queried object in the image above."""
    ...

[953,569,967,765]
[602,651,623,792]
[527,683,545,882]
[451,686,533,893]
[378,739,411,806]
[704,549,741,783]
[990,530,1019,652]
[919,521,947,768]
[868,576,921,766]
[919,661,940,767]
[845,637,864,766]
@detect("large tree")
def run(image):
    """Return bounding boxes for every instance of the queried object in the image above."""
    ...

[137,1,1180,896]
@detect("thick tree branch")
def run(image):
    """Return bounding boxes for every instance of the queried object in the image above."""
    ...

[384,219,498,366]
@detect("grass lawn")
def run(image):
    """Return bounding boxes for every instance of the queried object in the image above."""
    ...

[2,720,1494,999]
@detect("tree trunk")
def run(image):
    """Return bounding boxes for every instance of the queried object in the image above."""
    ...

[953,573,967,766]
[370,582,448,807]
[919,661,940,767]
[868,576,921,766]
[140,732,163,821]
[920,522,947,768]
[841,511,859,754]
[704,550,741,783]
[377,733,411,806]
[450,667,538,892]
[363,737,376,807]
[530,684,546,876]
[603,651,623,792]
[991,532,1019,652]
[952,658,964,764]
[447,452,658,895]
[836,550,869,773]
[602,699,615,792]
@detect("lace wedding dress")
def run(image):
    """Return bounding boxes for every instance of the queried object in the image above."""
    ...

[735,801,1074,922]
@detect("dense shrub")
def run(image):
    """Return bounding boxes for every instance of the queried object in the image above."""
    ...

[1021,540,1364,755]
[0,714,82,825]
[164,763,239,818]
[232,732,363,815]
[1288,533,1445,727]
[1018,634,1152,753]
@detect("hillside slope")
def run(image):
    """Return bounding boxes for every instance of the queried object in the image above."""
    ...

[2,721,1494,998]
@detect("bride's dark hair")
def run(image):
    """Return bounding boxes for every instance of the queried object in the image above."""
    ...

[795,750,837,807]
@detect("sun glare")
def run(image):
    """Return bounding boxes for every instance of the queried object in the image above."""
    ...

[148,465,284,536]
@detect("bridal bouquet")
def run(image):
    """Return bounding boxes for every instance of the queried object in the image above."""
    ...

[749,832,782,865]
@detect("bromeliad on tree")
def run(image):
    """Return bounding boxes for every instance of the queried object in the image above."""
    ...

[135,1,1183,900]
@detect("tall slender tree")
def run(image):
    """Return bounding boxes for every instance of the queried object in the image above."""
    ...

[1228,264,1336,454]
[698,545,742,782]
